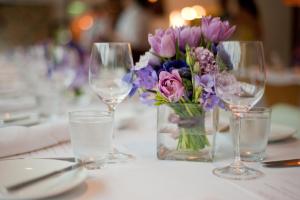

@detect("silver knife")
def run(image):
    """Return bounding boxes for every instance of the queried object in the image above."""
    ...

[262,159,300,168]
[4,161,86,192]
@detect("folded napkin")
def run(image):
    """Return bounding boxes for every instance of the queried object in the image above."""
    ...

[0,119,70,158]
[0,95,36,112]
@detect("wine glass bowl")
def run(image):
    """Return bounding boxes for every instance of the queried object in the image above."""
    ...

[89,43,133,111]
[89,43,134,162]
[215,41,266,113]
[213,41,266,180]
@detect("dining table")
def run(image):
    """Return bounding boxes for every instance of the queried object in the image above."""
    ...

[1,98,300,200]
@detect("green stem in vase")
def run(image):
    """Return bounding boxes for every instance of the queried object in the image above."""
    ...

[170,103,210,152]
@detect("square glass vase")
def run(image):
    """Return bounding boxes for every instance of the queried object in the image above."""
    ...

[157,103,218,162]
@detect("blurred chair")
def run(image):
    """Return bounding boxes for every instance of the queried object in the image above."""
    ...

[265,84,300,106]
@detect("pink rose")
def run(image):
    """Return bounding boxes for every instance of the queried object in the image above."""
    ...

[159,70,184,102]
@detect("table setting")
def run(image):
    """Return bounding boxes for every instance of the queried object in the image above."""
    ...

[0,16,300,200]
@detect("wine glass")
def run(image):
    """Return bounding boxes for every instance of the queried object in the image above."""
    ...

[89,42,134,162]
[213,41,266,180]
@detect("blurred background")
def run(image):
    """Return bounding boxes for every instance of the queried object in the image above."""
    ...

[0,0,300,116]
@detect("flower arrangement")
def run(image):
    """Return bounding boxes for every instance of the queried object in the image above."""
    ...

[128,16,236,153]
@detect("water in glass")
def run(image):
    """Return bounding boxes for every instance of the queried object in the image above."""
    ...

[69,111,113,168]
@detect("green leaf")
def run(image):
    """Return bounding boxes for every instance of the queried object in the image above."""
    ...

[182,78,193,102]
[185,44,195,69]
[206,41,212,51]
[182,78,193,92]
[193,86,202,103]
[199,35,206,48]
[216,54,228,71]
[155,92,169,106]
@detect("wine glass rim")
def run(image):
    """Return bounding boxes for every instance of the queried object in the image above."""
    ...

[219,40,263,44]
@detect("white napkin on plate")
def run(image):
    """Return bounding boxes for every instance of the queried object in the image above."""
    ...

[0,119,70,158]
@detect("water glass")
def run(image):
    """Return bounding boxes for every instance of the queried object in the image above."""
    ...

[68,110,113,169]
[230,107,271,161]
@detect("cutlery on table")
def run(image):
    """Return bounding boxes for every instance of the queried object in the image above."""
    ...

[3,161,86,192]
[262,159,300,168]
[1,157,76,163]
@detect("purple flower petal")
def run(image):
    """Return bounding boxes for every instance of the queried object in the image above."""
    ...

[201,16,236,43]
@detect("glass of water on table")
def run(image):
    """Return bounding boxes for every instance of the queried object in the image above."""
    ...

[230,107,271,162]
[68,110,113,169]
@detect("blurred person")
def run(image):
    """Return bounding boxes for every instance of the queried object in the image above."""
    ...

[220,0,262,40]
[114,0,154,62]
[79,0,122,50]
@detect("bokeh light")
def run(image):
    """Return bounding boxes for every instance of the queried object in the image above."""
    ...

[169,10,185,27]
[67,1,87,16]
[181,7,197,21]
[78,15,94,31]
[148,0,158,3]
[192,5,206,18]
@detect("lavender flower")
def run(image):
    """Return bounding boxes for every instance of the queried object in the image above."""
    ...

[159,70,184,102]
[148,28,176,58]
[193,47,218,74]
[201,16,236,43]
[200,93,219,111]
[195,74,214,93]
[135,65,158,90]
[194,74,220,110]
[123,71,137,97]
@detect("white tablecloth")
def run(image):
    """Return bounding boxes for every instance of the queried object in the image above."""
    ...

[3,100,300,200]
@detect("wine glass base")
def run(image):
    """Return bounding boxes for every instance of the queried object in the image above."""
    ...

[213,165,263,180]
[106,148,135,164]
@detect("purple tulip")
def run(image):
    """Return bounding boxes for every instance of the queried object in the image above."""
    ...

[148,28,176,58]
[175,26,202,50]
[201,16,236,43]
[159,70,184,102]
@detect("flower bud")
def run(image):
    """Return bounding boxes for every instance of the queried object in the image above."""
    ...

[185,46,195,68]
[193,62,200,73]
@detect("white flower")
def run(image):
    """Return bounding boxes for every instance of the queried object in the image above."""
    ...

[135,50,160,70]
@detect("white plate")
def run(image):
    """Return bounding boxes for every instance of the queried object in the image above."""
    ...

[0,159,87,200]
[1,113,41,126]
[269,123,297,142]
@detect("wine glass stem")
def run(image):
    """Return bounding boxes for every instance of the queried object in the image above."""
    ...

[230,113,245,169]
[108,106,116,138]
